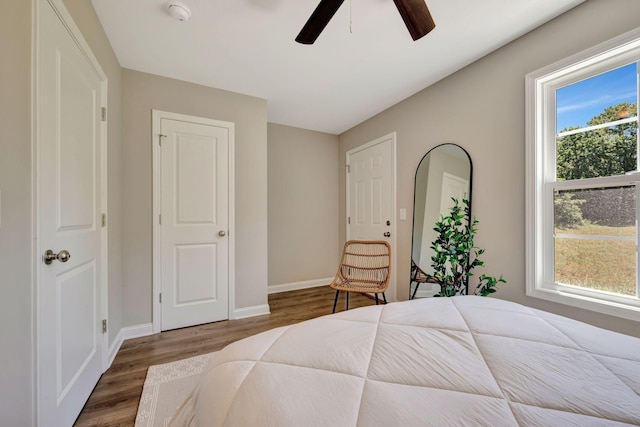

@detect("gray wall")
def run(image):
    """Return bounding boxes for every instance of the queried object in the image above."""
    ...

[339,0,640,337]
[267,124,340,287]
[121,69,269,325]
[0,1,33,424]
[0,0,123,424]
[3,2,639,425]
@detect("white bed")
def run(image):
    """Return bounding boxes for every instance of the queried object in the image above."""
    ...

[171,296,640,426]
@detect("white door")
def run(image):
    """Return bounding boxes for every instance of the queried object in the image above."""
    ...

[159,115,231,331]
[346,134,396,297]
[36,0,106,425]
[439,172,469,216]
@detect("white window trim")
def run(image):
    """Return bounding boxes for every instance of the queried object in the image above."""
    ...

[525,27,640,322]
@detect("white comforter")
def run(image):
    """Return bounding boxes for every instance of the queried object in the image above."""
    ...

[171,296,640,426]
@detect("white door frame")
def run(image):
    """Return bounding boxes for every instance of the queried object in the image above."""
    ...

[152,110,236,334]
[346,132,397,301]
[32,0,109,417]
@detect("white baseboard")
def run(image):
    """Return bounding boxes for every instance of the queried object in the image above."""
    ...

[268,277,332,294]
[105,323,154,370]
[122,323,154,340]
[107,329,123,369]
[232,304,270,319]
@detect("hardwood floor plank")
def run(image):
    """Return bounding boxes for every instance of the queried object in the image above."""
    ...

[74,286,376,426]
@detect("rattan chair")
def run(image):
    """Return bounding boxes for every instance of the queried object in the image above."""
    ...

[330,240,391,313]
[410,258,438,299]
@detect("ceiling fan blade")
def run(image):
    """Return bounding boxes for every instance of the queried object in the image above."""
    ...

[393,0,435,41]
[295,0,345,45]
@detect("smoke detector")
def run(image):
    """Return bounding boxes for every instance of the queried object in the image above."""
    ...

[166,1,191,22]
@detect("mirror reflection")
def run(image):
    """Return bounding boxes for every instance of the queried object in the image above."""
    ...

[410,144,472,299]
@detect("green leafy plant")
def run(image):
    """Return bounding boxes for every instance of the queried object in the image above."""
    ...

[430,198,506,297]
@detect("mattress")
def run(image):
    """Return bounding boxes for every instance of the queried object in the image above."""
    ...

[171,296,640,426]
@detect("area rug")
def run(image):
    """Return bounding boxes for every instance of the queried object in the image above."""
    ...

[135,352,215,427]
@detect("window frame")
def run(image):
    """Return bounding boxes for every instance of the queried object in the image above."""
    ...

[525,28,640,322]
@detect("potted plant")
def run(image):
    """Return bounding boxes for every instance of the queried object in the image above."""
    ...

[430,198,505,297]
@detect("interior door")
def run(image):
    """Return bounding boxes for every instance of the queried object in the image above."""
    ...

[160,117,230,331]
[347,137,394,241]
[439,172,469,216]
[346,135,396,299]
[37,0,105,425]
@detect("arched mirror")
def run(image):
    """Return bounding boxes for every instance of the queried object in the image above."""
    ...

[410,144,472,299]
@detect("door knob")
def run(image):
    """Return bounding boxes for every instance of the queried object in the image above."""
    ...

[43,249,71,265]
[218,230,227,237]
[383,232,391,237]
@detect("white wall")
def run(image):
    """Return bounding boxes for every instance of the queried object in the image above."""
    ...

[339,0,640,337]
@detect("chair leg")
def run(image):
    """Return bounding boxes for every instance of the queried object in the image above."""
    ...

[332,290,340,314]
[346,292,349,311]
[411,282,420,300]
[375,293,379,305]
[382,293,387,304]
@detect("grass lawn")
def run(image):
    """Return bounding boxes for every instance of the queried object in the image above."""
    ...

[555,224,636,296]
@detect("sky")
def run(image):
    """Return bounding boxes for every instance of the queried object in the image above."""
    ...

[556,62,637,133]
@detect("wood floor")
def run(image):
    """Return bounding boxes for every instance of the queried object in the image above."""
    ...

[74,286,375,426]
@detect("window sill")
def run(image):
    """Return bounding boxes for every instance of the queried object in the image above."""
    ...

[527,286,640,322]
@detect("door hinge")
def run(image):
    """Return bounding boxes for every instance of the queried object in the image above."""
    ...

[348,216,351,224]
[101,107,107,122]
[102,319,107,334]
[346,164,350,173]
[101,213,107,228]
[159,293,162,303]
[159,134,167,146]
[159,214,162,225]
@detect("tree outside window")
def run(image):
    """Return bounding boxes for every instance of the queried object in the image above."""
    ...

[526,30,640,320]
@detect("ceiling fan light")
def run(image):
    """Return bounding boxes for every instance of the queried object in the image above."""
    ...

[166,1,192,22]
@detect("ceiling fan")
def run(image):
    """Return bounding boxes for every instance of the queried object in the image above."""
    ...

[295,0,435,44]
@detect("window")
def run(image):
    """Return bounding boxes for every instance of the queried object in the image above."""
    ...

[526,29,640,321]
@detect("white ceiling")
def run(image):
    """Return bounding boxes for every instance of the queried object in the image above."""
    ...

[91,0,584,134]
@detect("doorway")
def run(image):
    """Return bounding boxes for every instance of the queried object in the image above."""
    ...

[439,172,469,217]
[346,133,397,300]
[152,111,235,332]
[34,0,108,424]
